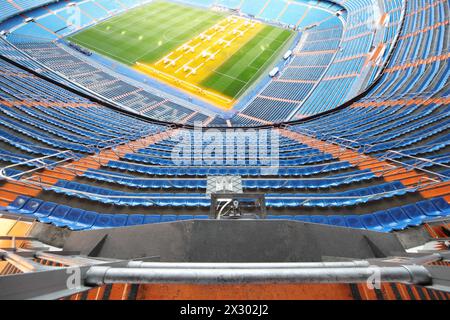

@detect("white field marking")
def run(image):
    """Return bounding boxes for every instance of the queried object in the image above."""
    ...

[161,55,182,68]
[153,16,257,77]
[199,30,218,41]
[175,58,194,74]
[195,21,250,67]
[132,14,222,63]
[124,9,203,41]
[108,3,183,31]
[89,5,170,35]
[232,32,290,97]
[209,70,248,84]
[66,36,135,65]
[209,28,290,98]
[206,48,221,61]
[136,63,233,103]
[221,28,283,75]
[250,30,291,44]
[160,51,174,63]
[208,38,275,83]
[186,62,204,77]
[199,46,214,60]
[107,10,202,59]
[79,4,187,54]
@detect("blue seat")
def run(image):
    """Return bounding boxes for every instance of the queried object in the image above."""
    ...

[310,215,329,225]
[111,214,128,228]
[34,201,57,218]
[159,215,176,223]
[360,214,392,232]
[244,180,258,189]
[171,198,188,207]
[54,208,84,228]
[39,205,71,224]
[328,215,347,227]
[177,215,194,221]
[344,216,365,229]
[127,214,145,226]
[387,207,422,227]
[416,200,442,216]
[238,168,249,176]
[150,180,162,188]
[374,210,408,230]
[7,196,31,213]
[402,204,429,221]
[70,211,98,230]
[266,215,293,220]
[144,214,162,224]
[91,214,114,229]
[198,199,211,207]
[19,198,43,215]
[430,198,450,215]
[194,215,209,220]
[293,215,311,222]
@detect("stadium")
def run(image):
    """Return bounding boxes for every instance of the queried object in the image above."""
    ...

[0,0,448,303]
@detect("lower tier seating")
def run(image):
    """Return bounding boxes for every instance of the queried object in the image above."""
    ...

[3,195,449,232]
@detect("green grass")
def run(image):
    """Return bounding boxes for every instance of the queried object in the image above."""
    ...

[201,25,294,98]
[67,1,294,101]
[67,1,225,65]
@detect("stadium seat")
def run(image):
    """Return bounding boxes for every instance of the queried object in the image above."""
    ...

[344,216,365,230]
[416,200,442,216]
[310,216,329,225]
[17,198,43,215]
[39,205,71,224]
[402,204,429,221]
[387,208,422,227]
[292,216,311,222]
[177,215,194,221]
[91,214,114,229]
[69,211,98,231]
[34,201,58,219]
[373,211,408,231]
[430,198,450,215]
[111,214,128,228]
[52,208,84,228]
[127,214,145,226]
[7,196,31,213]
[144,215,162,224]
[327,216,347,227]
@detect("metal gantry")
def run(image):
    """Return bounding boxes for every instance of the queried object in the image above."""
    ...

[0,241,449,299]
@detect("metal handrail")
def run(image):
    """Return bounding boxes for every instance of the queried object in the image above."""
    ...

[0,175,427,206]
[84,264,432,286]
[280,125,449,184]
[65,163,394,182]
[0,127,172,181]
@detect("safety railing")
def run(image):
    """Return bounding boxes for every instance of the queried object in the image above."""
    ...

[0,172,428,209]
[0,127,174,182]
[279,123,449,186]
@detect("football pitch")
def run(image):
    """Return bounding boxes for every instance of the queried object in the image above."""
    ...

[67,1,294,109]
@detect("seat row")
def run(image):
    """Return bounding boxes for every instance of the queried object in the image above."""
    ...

[268,197,450,233]
[106,160,353,177]
[3,195,449,233]
[82,168,376,190]
[46,179,413,208]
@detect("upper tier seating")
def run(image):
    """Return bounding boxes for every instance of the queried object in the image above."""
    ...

[0,0,401,125]
[0,0,55,23]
